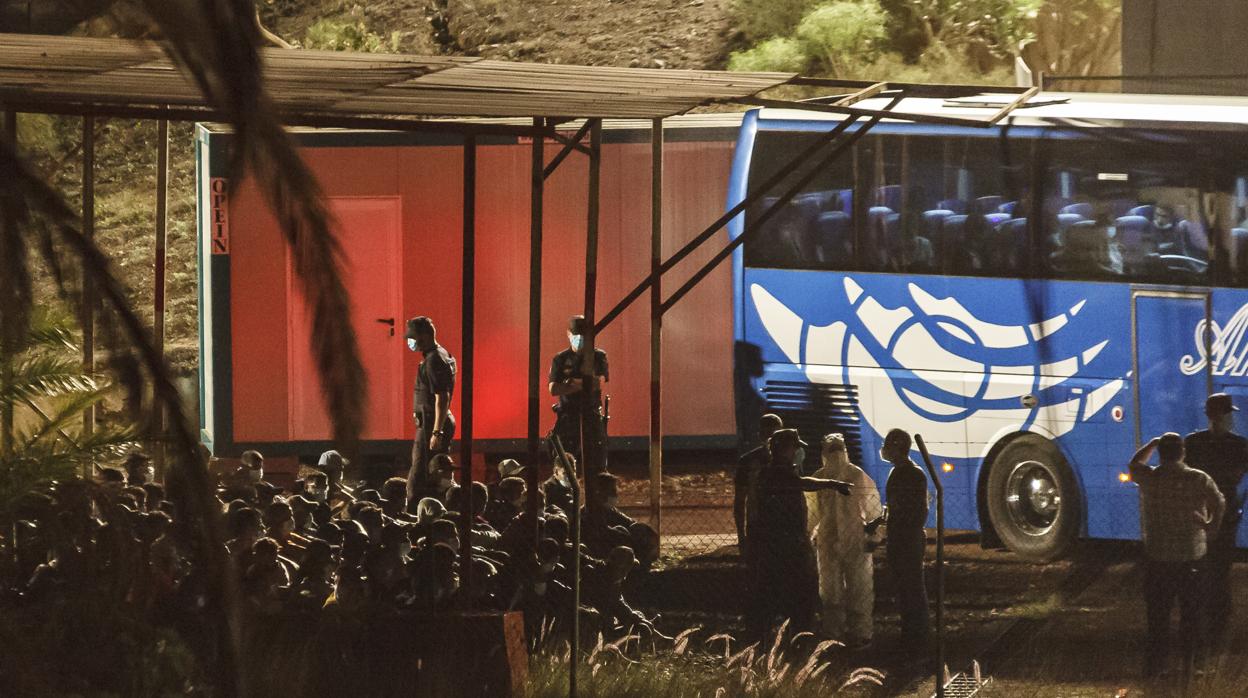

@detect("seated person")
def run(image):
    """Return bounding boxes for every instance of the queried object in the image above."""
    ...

[581,473,659,573]
[542,453,576,518]
[582,546,669,640]
[242,537,289,613]
[1050,221,1123,277]
[486,476,526,531]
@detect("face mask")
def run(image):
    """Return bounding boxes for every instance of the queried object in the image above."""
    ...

[540,562,556,574]
[279,520,294,536]
[569,334,583,352]
[534,581,548,595]
[247,469,263,483]
[439,477,454,489]
[606,495,619,508]
[1215,413,1234,431]
[407,338,419,352]
[794,447,806,469]
[399,542,412,558]
[512,497,525,509]
[142,467,155,482]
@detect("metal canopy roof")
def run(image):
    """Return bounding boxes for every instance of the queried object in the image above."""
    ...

[0,33,795,121]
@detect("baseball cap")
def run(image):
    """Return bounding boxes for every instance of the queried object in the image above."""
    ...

[317,449,349,470]
[1206,393,1238,416]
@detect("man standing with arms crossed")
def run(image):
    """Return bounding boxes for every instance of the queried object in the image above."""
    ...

[1184,393,1248,649]
[405,316,457,505]
[549,315,609,474]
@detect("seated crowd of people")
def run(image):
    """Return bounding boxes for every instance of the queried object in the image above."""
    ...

[1,446,665,649]
[753,187,1216,282]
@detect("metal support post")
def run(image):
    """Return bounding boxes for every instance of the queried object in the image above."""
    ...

[81,115,95,475]
[153,119,169,477]
[0,109,15,459]
[527,118,545,545]
[572,117,602,698]
[916,434,946,698]
[649,118,663,537]
[459,135,476,602]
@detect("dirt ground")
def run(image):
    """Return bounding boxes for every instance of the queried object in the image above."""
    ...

[612,475,1248,698]
[265,0,740,70]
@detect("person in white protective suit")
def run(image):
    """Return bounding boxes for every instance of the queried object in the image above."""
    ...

[806,433,884,647]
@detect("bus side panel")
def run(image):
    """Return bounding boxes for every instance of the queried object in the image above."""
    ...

[741,268,1137,534]
[1209,288,1248,547]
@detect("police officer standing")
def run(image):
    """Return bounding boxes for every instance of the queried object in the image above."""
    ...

[549,315,608,473]
[405,316,457,505]
[1185,393,1248,648]
[745,428,851,638]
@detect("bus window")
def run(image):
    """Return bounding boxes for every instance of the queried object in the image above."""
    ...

[1042,136,1217,285]
[902,134,1029,277]
[743,130,855,270]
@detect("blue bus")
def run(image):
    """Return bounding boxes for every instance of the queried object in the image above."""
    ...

[728,93,1248,559]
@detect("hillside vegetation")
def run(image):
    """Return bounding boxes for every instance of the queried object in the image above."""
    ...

[16,0,1118,382]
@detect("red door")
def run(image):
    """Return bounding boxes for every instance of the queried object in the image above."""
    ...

[288,196,403,440]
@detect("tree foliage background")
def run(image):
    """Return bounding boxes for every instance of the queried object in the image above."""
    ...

[728,0,1121,88]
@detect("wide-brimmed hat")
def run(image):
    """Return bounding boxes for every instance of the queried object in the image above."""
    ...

[769,428,809,450]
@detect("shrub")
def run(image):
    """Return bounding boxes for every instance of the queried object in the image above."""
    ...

[728,37,811,74]
[303,16,398,53]
[729,0,821,43]
[795,1,889,77]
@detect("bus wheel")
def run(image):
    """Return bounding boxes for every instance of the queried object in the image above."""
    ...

[986,437,1080,562]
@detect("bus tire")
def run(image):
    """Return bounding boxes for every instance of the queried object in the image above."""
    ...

[985,437,1080,562]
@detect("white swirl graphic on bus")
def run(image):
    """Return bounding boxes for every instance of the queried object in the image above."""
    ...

[752,277,1123,459]
[1180,304,1248,376]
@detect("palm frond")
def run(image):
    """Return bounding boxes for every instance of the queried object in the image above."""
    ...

[18,388,114,448]
[137,0,367,459]
[0,354,101,404]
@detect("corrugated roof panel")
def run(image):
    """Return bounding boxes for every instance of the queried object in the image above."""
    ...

[0,33,795,120]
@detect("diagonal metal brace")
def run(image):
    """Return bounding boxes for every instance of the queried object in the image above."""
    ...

[543,120,593,180]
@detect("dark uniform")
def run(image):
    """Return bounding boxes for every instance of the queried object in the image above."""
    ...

[885,461,930,653]
[746,456,819,636]
[1185,425,1248,643]
[407,343,456,497]
[734,444,767,548]
[549,346,608,472]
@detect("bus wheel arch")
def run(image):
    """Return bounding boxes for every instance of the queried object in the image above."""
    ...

[982,433,1082,561]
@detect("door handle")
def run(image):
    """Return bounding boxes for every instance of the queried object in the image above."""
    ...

[376,318,395,336]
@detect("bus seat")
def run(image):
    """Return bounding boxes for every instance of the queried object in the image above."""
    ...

[1060,202,1094,218]
[1128,204,1155,220]
[865,206,895,268]
[998,217,1029,270]
[998,201,1018,216]
[815,211,852,263]
[1232,228,1248,274]
[834,188,854,216]
[876,185,902,211]
[1055,212,1086,245]
[938,198,967,214]
[983,212,1011,229]
[797,190,835,210]
[1181,219,1209,259]
[1114,215,1152,268]
[922,209,954,239]
[974,196,1004,215]
[1108,199,1135,219]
